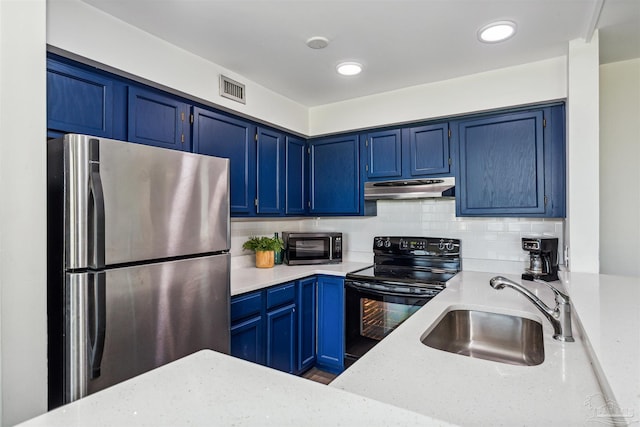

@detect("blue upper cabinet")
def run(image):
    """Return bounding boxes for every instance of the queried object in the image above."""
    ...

[455,105,565,217]
[128,87,190,151]
[285,136,307,215]
[406,123,450,176]
[365,129,402,179]
[256,127,285,215]
[47,58,114,138]
[309,134,364,215]
[365,124,451,181]
[192,107,256,215]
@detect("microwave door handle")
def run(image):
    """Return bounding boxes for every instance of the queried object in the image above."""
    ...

[329,236,333,260]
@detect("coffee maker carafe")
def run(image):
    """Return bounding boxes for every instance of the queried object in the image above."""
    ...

[522,237,559,282]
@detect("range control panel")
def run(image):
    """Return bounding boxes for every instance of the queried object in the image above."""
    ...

[373,236,460,256]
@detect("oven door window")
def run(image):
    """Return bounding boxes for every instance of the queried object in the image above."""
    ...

[345,283,432,364]
[360,297,421,340]
[288,238,329,260]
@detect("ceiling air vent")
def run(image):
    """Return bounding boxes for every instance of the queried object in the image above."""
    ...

[219,75,246,104]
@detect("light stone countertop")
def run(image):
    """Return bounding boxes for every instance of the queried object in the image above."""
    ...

[330,270,640,426]
[18,350,451,427]
[230,259,371,296]
[18,264,639,426]
[561,272,640,426]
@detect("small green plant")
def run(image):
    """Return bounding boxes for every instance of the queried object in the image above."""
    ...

[242,235,284,252]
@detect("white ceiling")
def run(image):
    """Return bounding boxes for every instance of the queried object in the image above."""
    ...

[81,0,640,107]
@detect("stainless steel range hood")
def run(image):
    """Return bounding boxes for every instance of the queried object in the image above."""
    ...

[364,177,455,200]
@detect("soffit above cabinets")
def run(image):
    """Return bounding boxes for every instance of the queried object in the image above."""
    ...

[79,0,640,107]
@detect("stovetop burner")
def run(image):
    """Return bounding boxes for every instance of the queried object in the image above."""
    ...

[346,236,462,288]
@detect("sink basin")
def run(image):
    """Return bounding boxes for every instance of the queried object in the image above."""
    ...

[421,309,544,366]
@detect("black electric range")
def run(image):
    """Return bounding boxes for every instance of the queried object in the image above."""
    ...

[344,236,461,366]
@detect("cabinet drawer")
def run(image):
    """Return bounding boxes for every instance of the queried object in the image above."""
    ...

[231,291,263,323]
[266,282,296,310]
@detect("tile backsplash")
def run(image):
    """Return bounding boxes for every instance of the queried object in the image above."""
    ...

[231,199,564,275]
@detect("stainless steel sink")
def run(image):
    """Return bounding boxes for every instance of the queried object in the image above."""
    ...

[421,309,544,366]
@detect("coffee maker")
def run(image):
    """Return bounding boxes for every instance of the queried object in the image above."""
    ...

[521,237,559,282]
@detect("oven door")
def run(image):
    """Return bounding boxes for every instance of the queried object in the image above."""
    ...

[344,280,439,367]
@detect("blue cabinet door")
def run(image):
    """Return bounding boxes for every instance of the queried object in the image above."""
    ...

[366,129,402,179]
[266,303,296,373]
[407,123,450,176]
[309,135,360,215]
[285,136,307,215]
[456,110,546,216]
[297,277,316,374]
[230,316,265,365]
[316,275,344,374]
[230,291,265,365]
[256,127,284,215]
[127,87,190,151]
[192,107,256,215]
[47,59,114,138]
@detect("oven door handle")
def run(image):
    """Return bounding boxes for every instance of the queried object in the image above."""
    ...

[345,281,437,299]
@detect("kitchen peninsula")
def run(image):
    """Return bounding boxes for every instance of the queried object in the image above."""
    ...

[18,264,639,426]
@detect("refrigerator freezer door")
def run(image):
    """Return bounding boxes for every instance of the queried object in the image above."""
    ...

[64,253,230,403]
[58,134,230,269]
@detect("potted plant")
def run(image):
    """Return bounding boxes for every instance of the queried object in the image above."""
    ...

[242,235,284,268]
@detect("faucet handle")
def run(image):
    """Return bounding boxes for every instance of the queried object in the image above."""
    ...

[534,279,570,304]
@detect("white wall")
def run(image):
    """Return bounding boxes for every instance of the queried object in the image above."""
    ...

[309,57,566,135]
[46,0,309,136]
[599,58,640,276]
[566,34,601,273]
[0,0,48,425]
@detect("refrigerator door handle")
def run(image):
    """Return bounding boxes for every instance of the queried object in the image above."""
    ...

[88,138,105,269]
[88,272,106,379]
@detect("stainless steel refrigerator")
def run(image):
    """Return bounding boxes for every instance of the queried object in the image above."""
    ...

[47,134,230,408]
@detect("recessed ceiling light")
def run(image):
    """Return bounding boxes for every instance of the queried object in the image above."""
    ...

[306,36,329,49]
[336,62,363,76]
[478,21,517,43]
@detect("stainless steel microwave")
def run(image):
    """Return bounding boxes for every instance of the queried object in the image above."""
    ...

[282,232,342,265]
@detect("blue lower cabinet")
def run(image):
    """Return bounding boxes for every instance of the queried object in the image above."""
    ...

[230,282,298,374]
[230,290,264,364]
[297,277,317,374]
[266,303,296,373]
[316,275,345,374]
[231,276,338,375]
[230,315,264,365]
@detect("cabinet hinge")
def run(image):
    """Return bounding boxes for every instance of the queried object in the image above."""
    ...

[307,147,310,154]
[181,112,185,122]
[254,198,258,207]
[255,132,258,142]
[308,201,311,208]
[190,114,194,124]
[544,195,548,206]
[543,118,547,128]
[365,164,369,172]
[365,139,369,147]
[448,157,452,165]
[181,134,185,143]
[448,129,451,138]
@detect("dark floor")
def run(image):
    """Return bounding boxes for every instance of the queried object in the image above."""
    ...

[301,367,338,385]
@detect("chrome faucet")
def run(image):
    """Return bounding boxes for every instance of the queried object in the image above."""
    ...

[489,276,574,342]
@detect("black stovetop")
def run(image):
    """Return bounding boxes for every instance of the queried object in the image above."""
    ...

[346,236,462,288]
